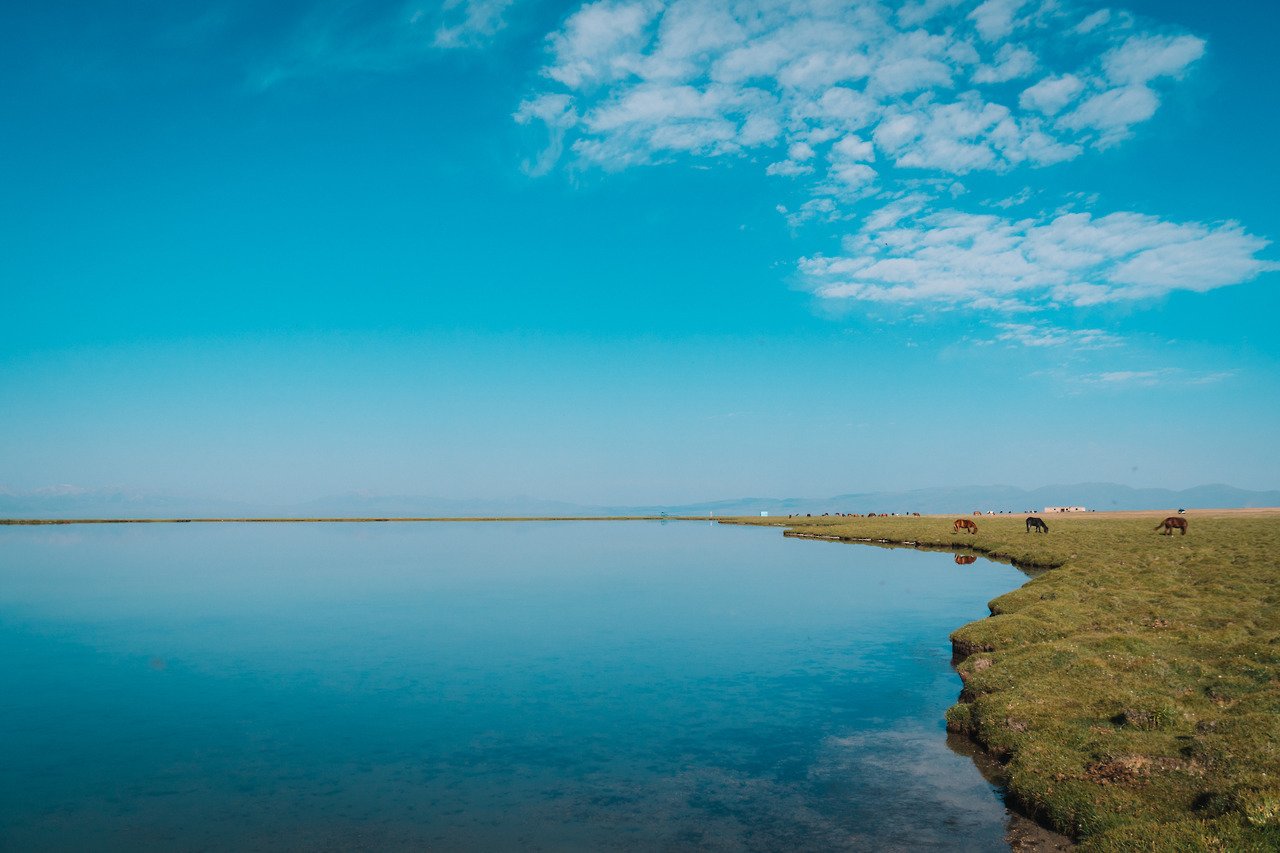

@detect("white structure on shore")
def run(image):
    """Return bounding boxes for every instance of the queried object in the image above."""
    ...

[1044,506,1088,513]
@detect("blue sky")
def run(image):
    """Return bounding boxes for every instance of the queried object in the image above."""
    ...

[2,0,1278,506]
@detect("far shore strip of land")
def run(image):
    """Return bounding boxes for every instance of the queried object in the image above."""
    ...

[4,506,1277,525]
[0,515,702,524]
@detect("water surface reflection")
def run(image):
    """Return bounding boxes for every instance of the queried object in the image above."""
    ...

[0,521,1032,850]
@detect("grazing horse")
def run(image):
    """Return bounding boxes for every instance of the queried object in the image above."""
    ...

[954,554,977,565]
[954,518,978,534]
[1156,516,1188,535]
[1026,516,1049,534]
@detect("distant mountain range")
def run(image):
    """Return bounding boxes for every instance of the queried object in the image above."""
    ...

[620,483,1280,516]
[1,483,1277,519]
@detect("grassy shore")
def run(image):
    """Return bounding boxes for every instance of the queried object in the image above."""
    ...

[727,510,1280,851]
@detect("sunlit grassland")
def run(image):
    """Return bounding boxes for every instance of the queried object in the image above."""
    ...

[728,511,1280,851]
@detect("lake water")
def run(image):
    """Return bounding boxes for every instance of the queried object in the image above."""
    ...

[0,521,1029,850]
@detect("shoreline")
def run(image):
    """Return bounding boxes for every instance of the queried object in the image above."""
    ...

[730,510,1280,848]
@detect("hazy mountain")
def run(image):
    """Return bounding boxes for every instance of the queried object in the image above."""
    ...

[0,486,258,519]
[291,493,591,518]
[624,483,1280,516]
[1,483,1276,519]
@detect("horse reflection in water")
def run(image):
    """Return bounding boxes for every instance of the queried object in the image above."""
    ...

[954,554,977,565]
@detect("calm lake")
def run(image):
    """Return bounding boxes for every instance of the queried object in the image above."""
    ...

[0,521,1029,850]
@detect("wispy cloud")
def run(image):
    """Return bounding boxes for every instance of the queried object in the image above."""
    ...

[1078,368,1235,387]
[254,0,514,88]
[800,205,1276,310]
[989,321,1123,349]
[434,0,516,48]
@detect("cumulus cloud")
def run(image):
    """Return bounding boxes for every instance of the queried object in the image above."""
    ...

[518,0,1271,321]
[800,205,1277,310]
[1019,73,1085,115]
[968,0,1029,42]
[1101,34,1206,85]
[520,0,1207,194]
[1053,33,1205,145]
[972,44,1038,84]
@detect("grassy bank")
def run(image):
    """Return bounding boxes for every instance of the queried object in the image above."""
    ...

[729,511,1280,851]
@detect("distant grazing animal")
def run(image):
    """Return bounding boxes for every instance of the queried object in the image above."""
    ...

[1026,516,1049,534]
[954,554,977,565]
[973,510,982,516]
[954,518,978,534]
[1156,516,1188,535]
[912,512,921,517]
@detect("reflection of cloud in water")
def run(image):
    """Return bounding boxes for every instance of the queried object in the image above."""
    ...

[532,767,866,851]
[489,725,1010,851]
[815,725,1008,850]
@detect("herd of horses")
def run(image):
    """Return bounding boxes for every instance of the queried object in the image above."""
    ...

[950,515,1187,535]
[787,512,1190,537]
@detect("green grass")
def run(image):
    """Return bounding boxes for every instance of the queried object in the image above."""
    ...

[728,512,1280,851]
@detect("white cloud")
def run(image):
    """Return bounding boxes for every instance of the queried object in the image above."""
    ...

[1058,84,1158,143]
[1078,368,1234,387]
[831,135,874,162]
[788,141,815,161]
[514,93,580,175]
[1074,9,1111,34]
[897,0,966,27]
[972,44,1038,84]
[992,321,1122,348]
[766,159,813,176]
[1102,34,1206,85]
[434,0,515,48]
[1019,73,1085,115]
[522,0,1207,194]
[520,0,1269,326]
[254,0,517,87]
[1044,33,1205,145]
[544,0,661,88]
[801,204,1277,311]
[968,0,1029,42]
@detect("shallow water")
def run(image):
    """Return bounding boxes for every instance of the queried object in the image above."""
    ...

[0,521,1028,850]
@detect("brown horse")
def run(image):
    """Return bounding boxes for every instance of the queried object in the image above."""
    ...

[1156,516,1188,535]
[954,554,977,565]
[954,518,978,534]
